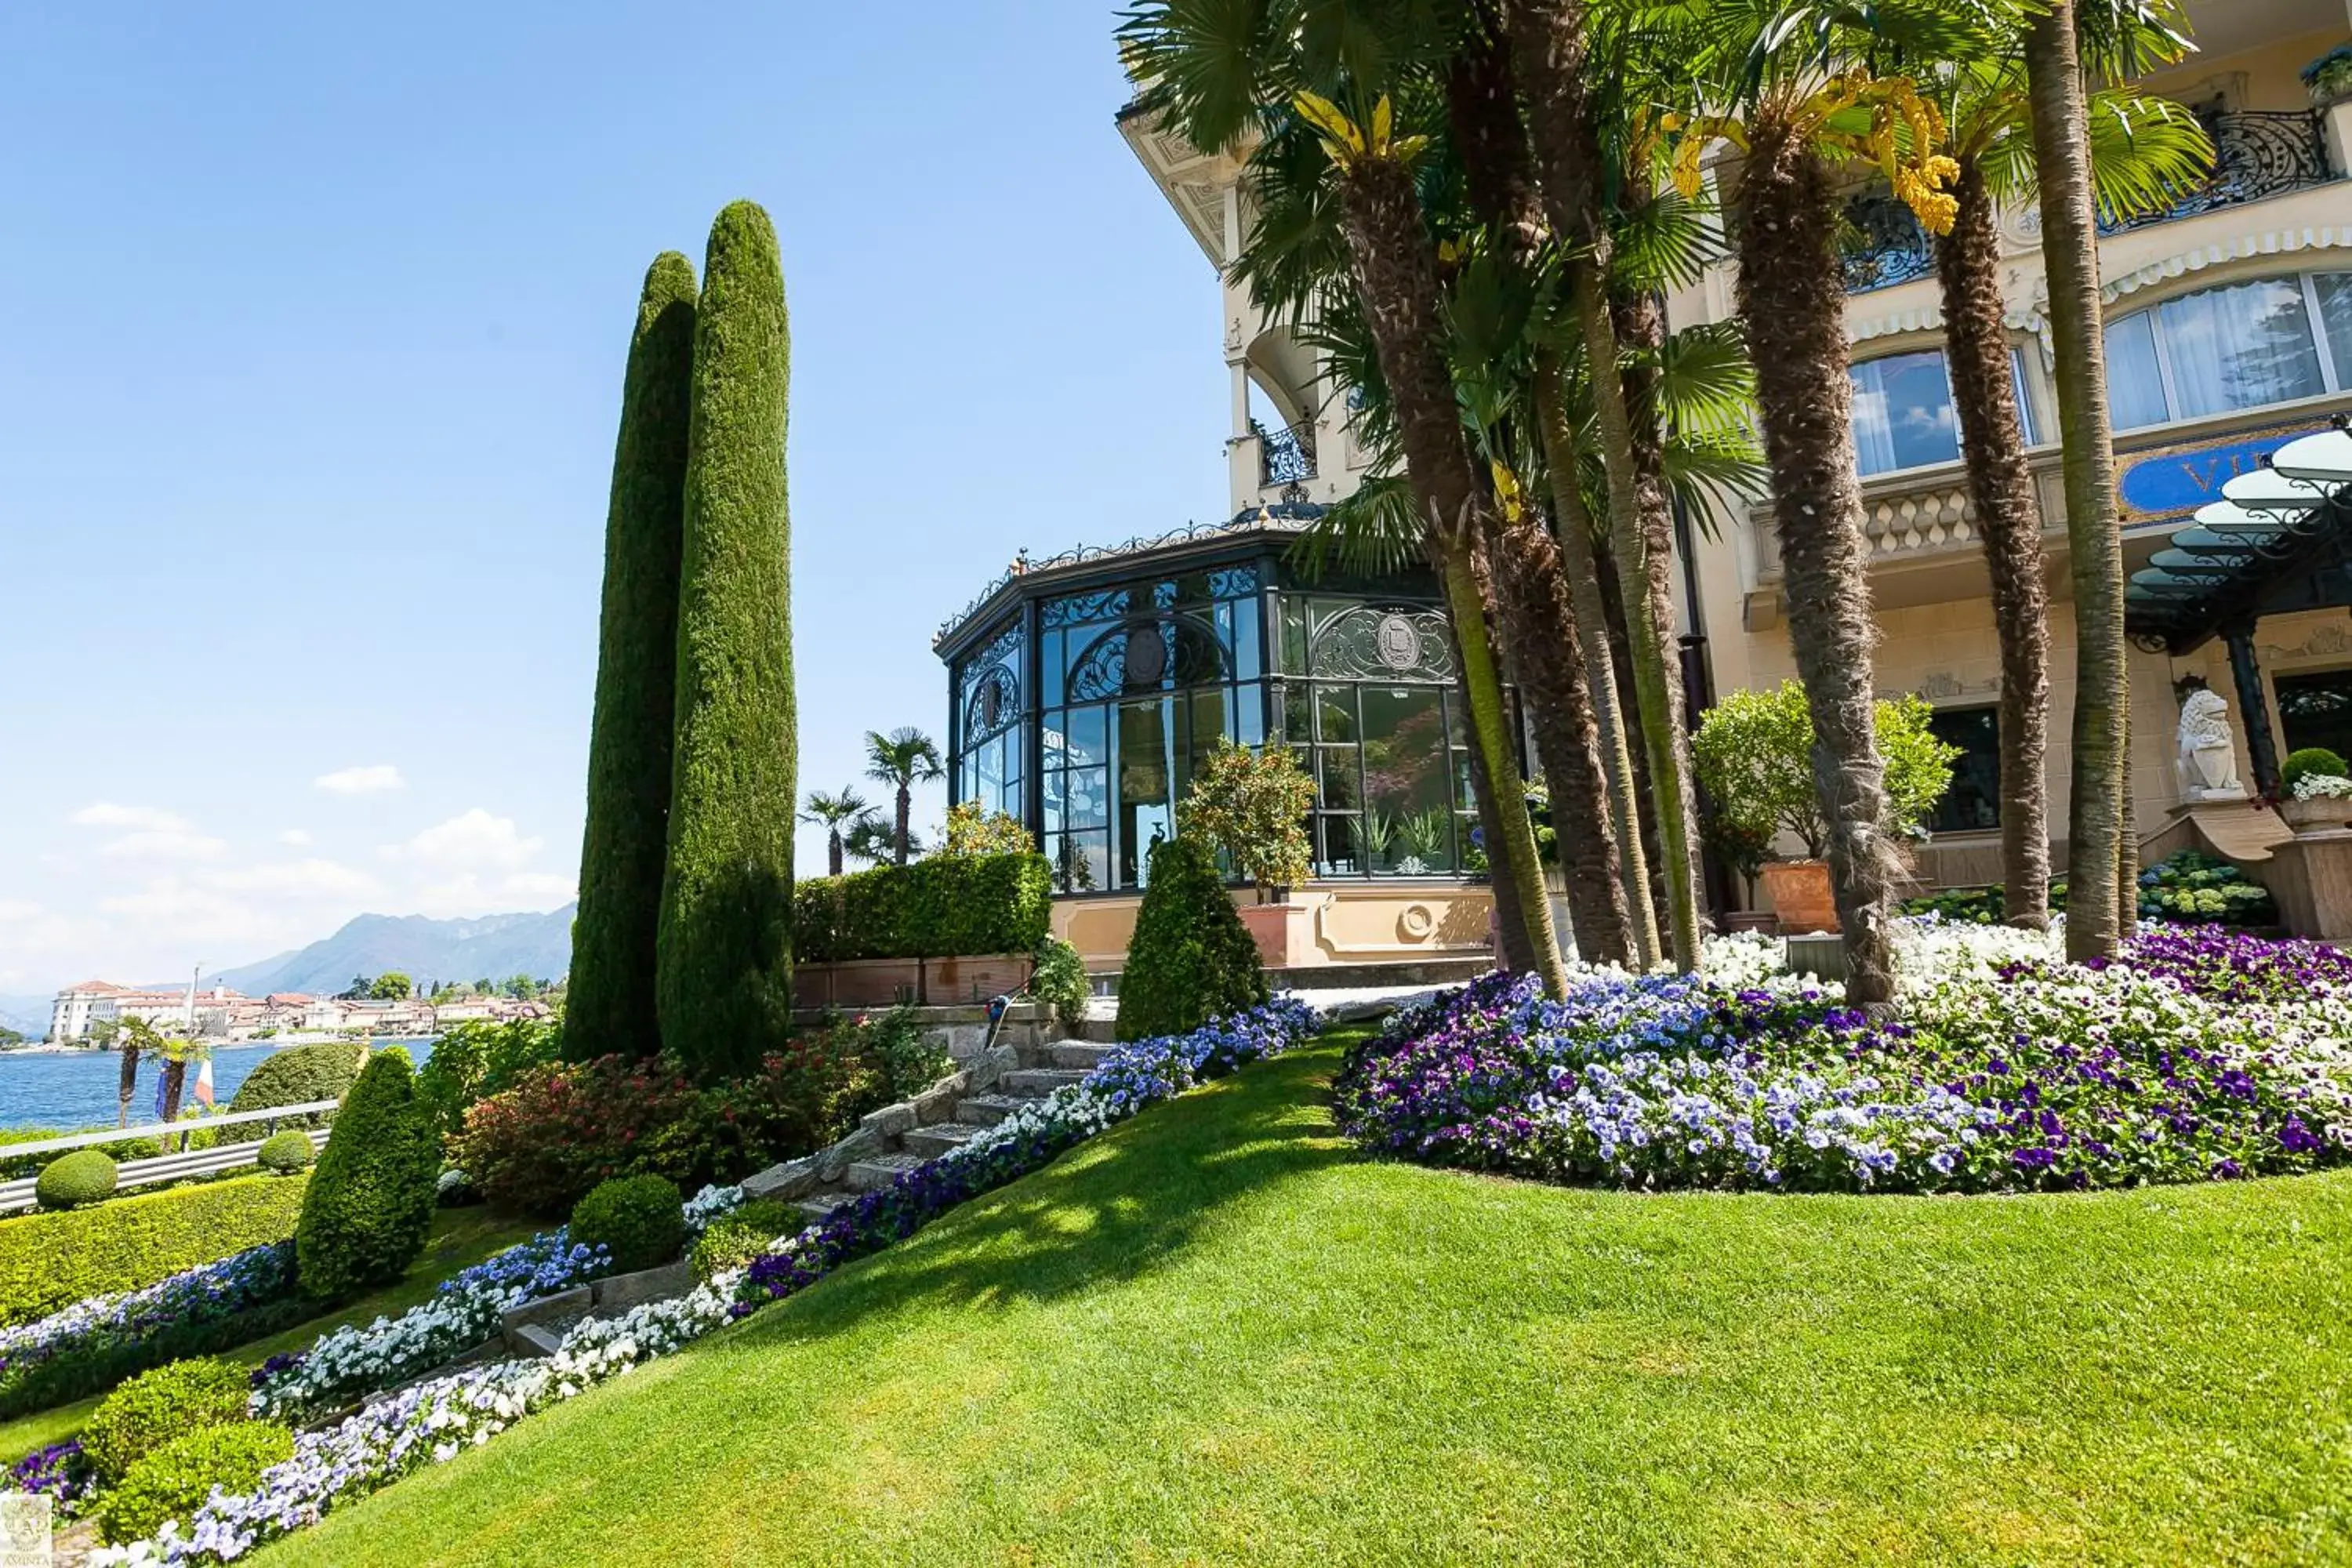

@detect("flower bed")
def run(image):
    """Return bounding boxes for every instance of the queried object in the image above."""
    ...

[1337,926,2352,1195]
[82,1000,1320,1566]
[0,1246,301,1420]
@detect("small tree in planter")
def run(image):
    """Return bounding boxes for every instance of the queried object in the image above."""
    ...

[1693,683,1958,933]
[940,800,1036,857]
[1180,741,1314,902]
[1114,835,1268,1042]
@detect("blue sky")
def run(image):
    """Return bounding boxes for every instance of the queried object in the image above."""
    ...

[0,1,1229,993]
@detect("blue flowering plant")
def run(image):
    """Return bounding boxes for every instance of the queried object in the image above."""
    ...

[1336,930,2352,1195]
[0,1244,296,1410]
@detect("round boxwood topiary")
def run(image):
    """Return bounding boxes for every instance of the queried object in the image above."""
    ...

[2282,746,2350,793]
[34,1149,118,1210]
[81,1356,254,1486]
[223,1041,368,1141]
[256,1129,314,1174]
[568,1174,686,1274]
[294,1047,441,1300]
[96,1421,293,1544]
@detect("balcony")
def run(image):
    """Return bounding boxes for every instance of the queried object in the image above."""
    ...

[1842,107,2342,296]
[1744,390,2352,626]
[1255,419,1317,488]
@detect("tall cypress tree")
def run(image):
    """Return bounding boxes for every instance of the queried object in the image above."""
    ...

[658,201,797,1077]
[568,252,699,1062]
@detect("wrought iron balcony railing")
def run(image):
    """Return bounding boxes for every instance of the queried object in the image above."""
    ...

[1256,420,1317,487]
[1840,108,2339,295]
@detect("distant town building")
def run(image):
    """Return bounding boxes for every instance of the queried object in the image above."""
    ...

[45,980,546,1043]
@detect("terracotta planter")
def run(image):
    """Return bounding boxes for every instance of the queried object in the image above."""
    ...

[1239,901,1312,967]
[1760,858,1838,935]
[2279,796,2352,833]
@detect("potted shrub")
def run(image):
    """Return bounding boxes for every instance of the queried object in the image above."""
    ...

[2304,45,2352,107]
[1701,808,1777,934]
[2280,746,2352,833]
[1693,682,1958,935]
[1181,739,1317,965]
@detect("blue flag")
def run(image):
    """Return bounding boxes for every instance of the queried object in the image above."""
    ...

[153,1059,169,1123]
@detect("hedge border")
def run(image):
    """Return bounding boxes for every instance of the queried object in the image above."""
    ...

[0,1174,309,1328]
[793,852,1051,964]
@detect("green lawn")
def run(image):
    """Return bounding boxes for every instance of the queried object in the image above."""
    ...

[0,1207,539,1465]
[260,1035,2350,1567]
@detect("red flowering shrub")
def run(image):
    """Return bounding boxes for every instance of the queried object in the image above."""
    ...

[451,1009,947,1215]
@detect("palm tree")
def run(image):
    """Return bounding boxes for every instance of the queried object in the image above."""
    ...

[863,728,942,867]
[843,814,912,869]
[1501,0,1708,972]
[1658,0,2003,1006]
[1121,0,1573,996]
[1931,58,2209,930]
[2024,0,2193,956]
[111,1015,151,1129]
[800,786,875,878]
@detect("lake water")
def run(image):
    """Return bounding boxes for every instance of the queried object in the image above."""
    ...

[0,1040,437,1132]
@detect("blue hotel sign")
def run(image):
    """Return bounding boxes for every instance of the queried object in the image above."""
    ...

[2119,423,2325,527]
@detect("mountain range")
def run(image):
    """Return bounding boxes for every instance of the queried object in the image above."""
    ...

[211,906,576,997]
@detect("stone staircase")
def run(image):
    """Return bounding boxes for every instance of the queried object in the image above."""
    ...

[741,1025,1113,1225]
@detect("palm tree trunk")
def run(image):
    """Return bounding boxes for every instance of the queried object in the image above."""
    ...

[1461,684,1540,974]
[894,785,912,867]
[1335,152,1569,996]
[1610,284,1710,938]
[1485,500,1635,964]
[1733,118,1902,1007]
[1936,160,2053,930]
[161,1055,187,1129]
[1534,354,1658,965]
[2025,0,2125,961]
[827,830,844,879]
[116,1044,139,1129]
[2118,705,2138,935]
[1441,16,1632,965]
[1504,0,1702,971]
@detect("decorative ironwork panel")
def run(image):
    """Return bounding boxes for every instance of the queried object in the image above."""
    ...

[1840,192,1936,295]
[2103,110,2335,236]
[956,619,1022,742]
[1043,588,1132,628]
[1306,604,1455,681]
[1066,614,1229,701]
[1208,564,1260,599]
[1257,421,1317,486]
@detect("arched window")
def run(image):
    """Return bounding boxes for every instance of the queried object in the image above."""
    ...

[1849,344,2039,478]
[2103,270,2352,430]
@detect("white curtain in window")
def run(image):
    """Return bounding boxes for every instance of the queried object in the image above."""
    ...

[2154,278,2324,420]
[2316,273,2352,379]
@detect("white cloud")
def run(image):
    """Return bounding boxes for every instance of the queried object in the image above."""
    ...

[69,802,192,833]
[315,764,405,796]
[277,829,314,848]
[0,898,42,922]
[387,808,543,871]
[209,859,378,898]
[69,803,225,862]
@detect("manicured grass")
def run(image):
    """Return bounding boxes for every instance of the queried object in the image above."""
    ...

[263,1035,2350,1567]
[0,1207,538,1465]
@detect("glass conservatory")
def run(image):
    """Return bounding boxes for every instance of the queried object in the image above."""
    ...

[937,515,1497,896]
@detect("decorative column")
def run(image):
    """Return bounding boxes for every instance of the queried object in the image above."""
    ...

[2223,620,2282,798]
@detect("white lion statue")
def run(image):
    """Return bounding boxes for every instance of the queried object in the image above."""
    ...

[2176,687,2245,801]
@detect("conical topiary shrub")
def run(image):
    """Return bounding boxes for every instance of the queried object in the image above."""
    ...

[1113,835,1268,1042]
[294,1047,439,1299]
[658,200,797,1079]
[569,252,700,1063]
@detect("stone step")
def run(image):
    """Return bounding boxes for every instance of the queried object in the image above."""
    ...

[954,1093,1026,1127]
[844,1150,929,1191]
[507,1321,567,1359]
[791,1189,861,1224]
[1002,1066,1088,1098]
[902,1120,985,1160]
[1048,1040,1115,1070]
[1078,1018,1119,1043]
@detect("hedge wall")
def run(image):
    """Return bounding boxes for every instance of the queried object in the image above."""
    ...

[793,852,1051,964]
[0,1173,310,1327]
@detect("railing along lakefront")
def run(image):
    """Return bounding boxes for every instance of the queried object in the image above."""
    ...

[0,1098,340,1214]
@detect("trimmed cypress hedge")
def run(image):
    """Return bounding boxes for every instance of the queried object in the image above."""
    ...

[793,852,1052,964]
[0,1173,310,1327]
[294,1051,440,1300]
[1114,837,1268,1042]
[569,252,699,1065]
[659,199,797,1080]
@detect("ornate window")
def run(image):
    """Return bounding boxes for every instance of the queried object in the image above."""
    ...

[1849,345,2039,477]
[952,619,1023,826]
[2106,270,2352,431]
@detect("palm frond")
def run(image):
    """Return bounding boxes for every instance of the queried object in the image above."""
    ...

[1283,474,1425,581]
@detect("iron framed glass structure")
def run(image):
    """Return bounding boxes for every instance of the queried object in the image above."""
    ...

[940,525,1497,895]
